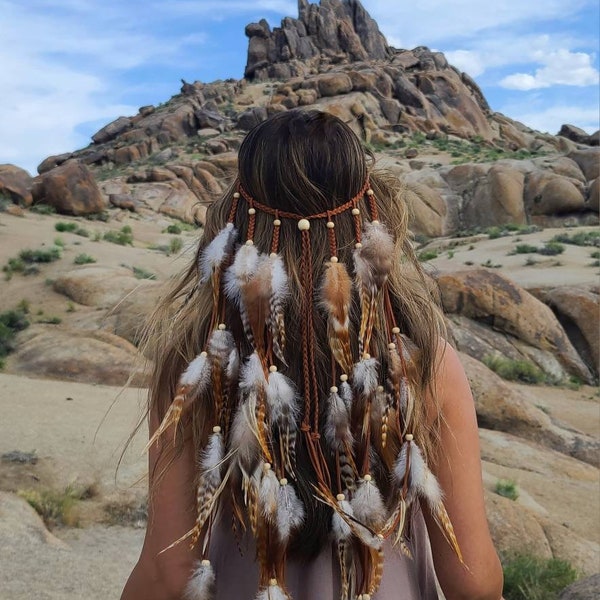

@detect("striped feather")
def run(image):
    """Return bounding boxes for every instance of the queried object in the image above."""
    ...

[268,254,290,364]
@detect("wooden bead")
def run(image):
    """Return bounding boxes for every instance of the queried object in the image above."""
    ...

[388,342,396,350]
[330,386,339,394]
[245,239,254,246]
[326,221,335,229]
[336,493,346,501]
[392,327,400,334]
[405,433,414,442]
[280,478,288,486]
[330,256,339,263]
[201,559,211,567]
[364,474,372,482]
[200,351,208,357]
[273,219,282,226]
[352,208,360,216]
[269,365,278,373]
[248,208,256,215]
[218,323,226,330]
[269,578,278,586]
[213,426,221,433]
[270,252,277,258]
[226,222,234,229]
[355,242,363,249]
[233,192,240,199]
[340,374,348,382]
[372,219,380,225]
[298,219,311,231]
[366,189,375,196]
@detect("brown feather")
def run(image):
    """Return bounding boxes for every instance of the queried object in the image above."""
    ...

[320,261,354,373]
[241,260,272,358]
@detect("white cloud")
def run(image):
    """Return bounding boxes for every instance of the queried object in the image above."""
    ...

[444,50,486,77]
[501,49,599,89]
[503,104,599,135]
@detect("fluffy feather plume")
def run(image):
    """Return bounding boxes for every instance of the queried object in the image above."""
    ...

[145,351,211,449]
[266,371,299,475]
[230,397,261,470]
[350,475,386,530]
[184,560,216,600]
[400,377,414,434]
[254,582,289,600]
[275,480,305,543]
[258,463,279,522]
[320,261,354,374]
[199,225,237,283]
[353,357,379,397]
[332,497,354,541]
[324,388,353,450]
[268,254,290,364]
[353,222,395,353]
[340,380,353,408]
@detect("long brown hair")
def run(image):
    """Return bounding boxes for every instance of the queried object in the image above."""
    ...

[144,109,448,591]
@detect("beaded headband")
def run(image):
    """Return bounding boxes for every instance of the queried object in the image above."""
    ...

[148,178,463,600]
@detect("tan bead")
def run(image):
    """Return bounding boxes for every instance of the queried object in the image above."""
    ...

[355,242,363,249]
[213,425,221,433]
[364,474,372,482]
[377,385,384,393]
[363,353,371,360]
[270,252,278,259]
[218,323,226,331]
[269,365,278,373]
[364,593,372,599]
[326,221,335,229]
[330,386,339,394]
[372,219,380,225]
[233,192,241,199]
[336,493,346,501]
[298,219,311,231]
[280,478,288,486]
[340,374,348,382]
[245,239,254,246]
[264,462,272,471]
[388,342,396,350]
[405,433,414,442]
[273,219,282,227]
[352,208,360,216]
[330,256,339,263]
[201,559,211,567]
[269,578,278,586]
[392,327,400,334]
[248,207,256,215]
[200,351,208,358]
[366,189,375,196]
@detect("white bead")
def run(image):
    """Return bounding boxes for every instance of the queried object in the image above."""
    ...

[280,478,288,486]
[363,353,371,360]
[213,426,221,433]
[336,493,346,501]
[233,192,240,199]
[364,474,372,482]
[366,189,375,196]
[264,462,272,471]
[273,219,282,226]
[388,343,396,350]
[377,386,384,393]
[330,386,339,394]
[405,433,414,442]
[355,242,363,249]
[201,559,211,567]
[372,219,380,225]
[326,221,335,229]
[330,256,339,263]
[248,208,256,215]
[218,323,226,331]
[226,222,234,229]
[200,351,208,357]
[269,365,278,373]
[392,327,400,334]
[245,239,254,246]
[270,252,277,258]
[352,208,360,216]
[340,374,348,382]
[269,578,278,586]
[298,219,311,231]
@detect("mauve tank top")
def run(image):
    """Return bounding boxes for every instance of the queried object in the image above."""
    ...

[208,503,440,599]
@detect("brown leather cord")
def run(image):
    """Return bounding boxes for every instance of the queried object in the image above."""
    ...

[237,180,370,221]
[228,194,239,223]
[247,199,256,242]
[270,210,281,255]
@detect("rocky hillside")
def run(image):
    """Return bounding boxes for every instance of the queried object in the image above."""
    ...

[0,1,598,596]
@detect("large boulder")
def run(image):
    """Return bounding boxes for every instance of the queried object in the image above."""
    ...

[0,165,33,206]
[560,575,600,600]
[568,149,600,181]
[33,161,106,216]
[437,269,594,383]
[10,325,147,386]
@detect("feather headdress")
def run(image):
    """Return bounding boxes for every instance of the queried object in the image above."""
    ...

[150,180,462,600]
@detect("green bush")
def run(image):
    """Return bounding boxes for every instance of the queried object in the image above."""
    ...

[550,230,600,247]
[132,266,156,280]
[19,246,61,264]
[502,554,577,600]
[169,237,183,255]
[538,241,565,256]
[418,249,438,262]
[0,307,30,358]
[103,225,133,246]
[163,223,182,235]
[29,204,56,215]
[18,485,85,529]
[483,355,546,384]
[55,222,77,232]
[73,254,96,265]
[495,479,519,501]
[513,244,538,254]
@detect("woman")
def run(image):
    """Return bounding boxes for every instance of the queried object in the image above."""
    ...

[121,109,503,600]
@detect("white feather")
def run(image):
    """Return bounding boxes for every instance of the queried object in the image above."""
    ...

[199,225,238,283]
[410,442,443,507]
[230,399,259,467]
[362,221,395,258]
[184,560,216,600]
[239,352,267,392]
[324,390,352,450]
[269,254,289,300]
[353,357,379,396]
[350,477,386,529]
[254,584,288,600]
[393,442,409,484]
[223,243,260,305]
[208,329,234,364]
[179,353,211,390]
[276,482,305,543]
[259,466,279,521]
[266,372,298,424]
[340,380,353,409]
[332,499,354,541]
[226,348,239,380]
[201,431,224,475]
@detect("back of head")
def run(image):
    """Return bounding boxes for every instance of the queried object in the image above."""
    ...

[146,108,454,600]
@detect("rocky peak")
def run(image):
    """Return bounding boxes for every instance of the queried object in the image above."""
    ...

[245,0,391,80]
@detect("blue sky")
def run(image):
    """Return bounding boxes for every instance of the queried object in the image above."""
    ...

[1,0,598,174]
